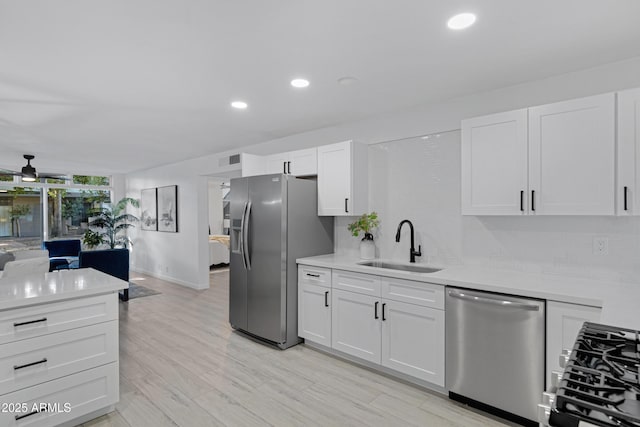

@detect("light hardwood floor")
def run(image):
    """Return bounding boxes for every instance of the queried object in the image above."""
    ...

[81,269,511,427]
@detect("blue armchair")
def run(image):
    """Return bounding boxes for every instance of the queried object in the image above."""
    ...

[43,239,81,271]
[78,248,130,301]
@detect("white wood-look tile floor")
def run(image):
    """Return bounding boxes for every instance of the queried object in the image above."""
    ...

[80,269,512,427]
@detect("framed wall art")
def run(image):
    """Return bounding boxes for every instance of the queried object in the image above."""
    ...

[140,188,157,231]
[157,185,178,232]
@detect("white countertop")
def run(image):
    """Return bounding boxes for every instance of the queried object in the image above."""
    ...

[0,268,128,310]
[297,254,640,330]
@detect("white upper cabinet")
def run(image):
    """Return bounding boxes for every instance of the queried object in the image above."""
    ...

[528,93,615,215]
[265,153,290,175]
[461,109,528,215]
[265,148,318,176]
[317,140,368,216]
[240,153,266,177]
[617,88,640,215]
[461,92,617,216]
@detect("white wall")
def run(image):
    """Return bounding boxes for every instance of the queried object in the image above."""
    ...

[335,132,640,283]
[125,56,640,288]
[207,179,224,235]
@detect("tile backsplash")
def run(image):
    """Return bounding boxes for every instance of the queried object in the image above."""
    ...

[334,130,640,283]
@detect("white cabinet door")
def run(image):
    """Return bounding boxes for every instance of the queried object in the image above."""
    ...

[317,140,368,216]
[381,300,445,386]
[617,88,640,215]
[529,93,615,215]
[241,153,266,177]
[289,148,317,176]
[265,153,290,175]
[298,282,331,347]
[546,301,601,388]
[461,109,528,215]
[331,289,381,363]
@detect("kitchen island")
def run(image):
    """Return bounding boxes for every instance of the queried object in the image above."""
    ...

[0,268,127,427]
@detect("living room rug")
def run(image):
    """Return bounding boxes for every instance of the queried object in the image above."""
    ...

[127,283,161,299]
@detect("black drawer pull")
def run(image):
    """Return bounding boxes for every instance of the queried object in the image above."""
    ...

[520,190,524,211]
[624,186,628,211]
[324,291,329,307]
[306,273,320,278]
[14,358,47,371]
[287,161,291,174]
[345,198,349,213]
[14,317,47,327]
[374,301,379,319]
[382,303,386,321]
[15,409,41,421]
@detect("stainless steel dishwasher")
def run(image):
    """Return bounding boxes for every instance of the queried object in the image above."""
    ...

[446,287,545,426]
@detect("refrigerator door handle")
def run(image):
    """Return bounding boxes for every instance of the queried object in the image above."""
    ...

[243,201,252,270]
[239,201,248,269]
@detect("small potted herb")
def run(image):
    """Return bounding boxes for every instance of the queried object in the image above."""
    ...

[348,212,380,259]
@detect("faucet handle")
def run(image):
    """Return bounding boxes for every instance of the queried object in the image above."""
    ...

[415,245,422,256]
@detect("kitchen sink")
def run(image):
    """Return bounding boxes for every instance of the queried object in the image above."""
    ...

[357,261,442,274]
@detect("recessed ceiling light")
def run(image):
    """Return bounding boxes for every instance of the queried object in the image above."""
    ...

[291,78,310,88]
[231,101,248,109]
[447,13,476,30]
[337,76,358,86]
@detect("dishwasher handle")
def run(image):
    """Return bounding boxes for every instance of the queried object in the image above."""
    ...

[447,290,540,311]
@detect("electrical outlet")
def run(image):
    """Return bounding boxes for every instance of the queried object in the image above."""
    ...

[593,237,609,255]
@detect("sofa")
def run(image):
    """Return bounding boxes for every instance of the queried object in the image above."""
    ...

[43,239,82,271]
[78,248,130,301]
[0,249,50,279]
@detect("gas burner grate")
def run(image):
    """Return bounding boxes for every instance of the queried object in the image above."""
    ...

[550,322,640,427]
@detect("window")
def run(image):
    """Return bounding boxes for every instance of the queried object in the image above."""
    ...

[0,176,112,249]
[0,187,43,250]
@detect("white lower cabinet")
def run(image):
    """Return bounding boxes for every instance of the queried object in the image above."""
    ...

[298,282,332,347]
[299,266,445,388]
[0,293,120,426]
[331,289,381,363]
[546,301,601,388]
[381,300,445,386]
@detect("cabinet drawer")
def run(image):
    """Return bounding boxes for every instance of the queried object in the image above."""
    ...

[0,362,118,427]
[298,266,331,288]
[332,270,381,296]
[380,277,444,309]
[0,294,117,345]
[0,321,117,395]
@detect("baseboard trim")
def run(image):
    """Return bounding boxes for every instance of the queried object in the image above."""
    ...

[130,267,209,290]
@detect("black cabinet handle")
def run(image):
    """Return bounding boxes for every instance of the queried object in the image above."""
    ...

[624,186,628,211]
[345,198,349,213]
[531,190,535,211]
[382,303,386,321]
[520,191,524,212]
[306,273,320,278]
[324,291,329,307]
[374,301,379,319]
[15,409,41,421]
[283,162,286,174]
[14,358,47,370]
[287,161,291,174]
[14,317,47,327]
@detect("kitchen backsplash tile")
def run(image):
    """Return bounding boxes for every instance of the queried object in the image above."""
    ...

[334,130,640,283]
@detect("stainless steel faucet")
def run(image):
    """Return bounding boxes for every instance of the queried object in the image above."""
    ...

[395,219,422,263]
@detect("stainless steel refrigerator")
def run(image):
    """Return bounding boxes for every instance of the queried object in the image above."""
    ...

[229,174,334,349]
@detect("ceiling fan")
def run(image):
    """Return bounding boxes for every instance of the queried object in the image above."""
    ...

[0,154,69,182]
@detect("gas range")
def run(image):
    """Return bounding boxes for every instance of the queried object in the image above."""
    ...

[539,322,640,427]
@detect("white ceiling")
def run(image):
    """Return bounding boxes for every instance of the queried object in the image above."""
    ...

[1,0,640,175]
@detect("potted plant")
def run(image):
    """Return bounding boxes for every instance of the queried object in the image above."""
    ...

[84,197,140,249]
[347,212,380,259]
